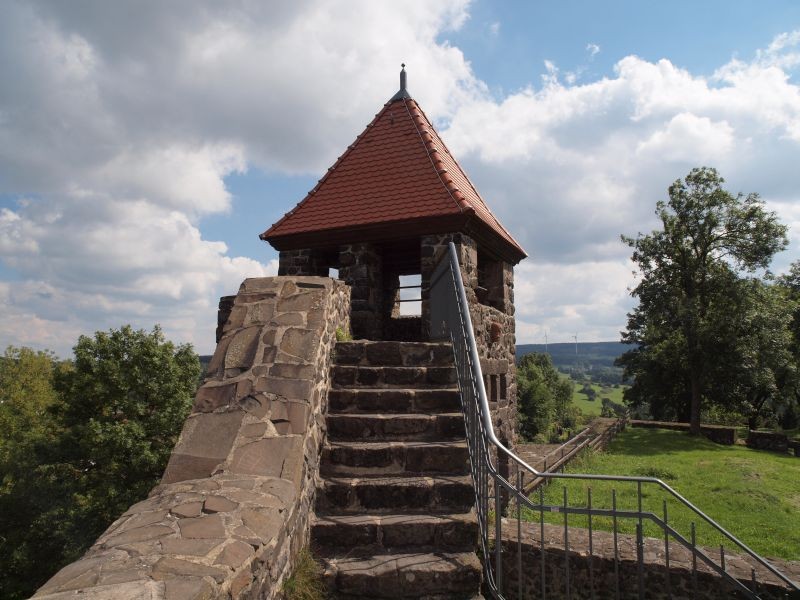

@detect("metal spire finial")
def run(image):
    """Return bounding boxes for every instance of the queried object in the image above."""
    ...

[390,63,411,101]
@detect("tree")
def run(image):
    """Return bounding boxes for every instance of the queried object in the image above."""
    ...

[0,347,62,470]
[728,280,796,430]
[776,262,800,428]
[52,325,200,533]
[619,168,787,434]
[0,326,200,600]
[517,353,574,440]
[0,347,72,600]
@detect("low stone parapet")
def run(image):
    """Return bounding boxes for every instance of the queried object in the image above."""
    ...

[789,440,800,457]
[630,420,736,445]
[35,276,350,600]
[496,521,799,599]
[747,430,790,453]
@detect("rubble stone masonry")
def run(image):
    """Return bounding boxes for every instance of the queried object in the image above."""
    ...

[35,276,351,600]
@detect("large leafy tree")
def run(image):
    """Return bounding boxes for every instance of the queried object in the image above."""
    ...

[0,326,200,599]
[729,280,796,429]
[618,168,787,434]
[52,325,200,533]
[0,347,70,600]
[517,353,574,440]
[776,262,800,427]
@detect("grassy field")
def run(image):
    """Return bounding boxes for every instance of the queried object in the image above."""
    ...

[523,427,800,560]
[571,382,626,416]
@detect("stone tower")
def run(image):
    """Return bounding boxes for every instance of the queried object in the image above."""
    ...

[260,67,526,341]
[261,66,526,448]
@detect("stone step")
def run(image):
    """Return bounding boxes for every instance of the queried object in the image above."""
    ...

[334,341,454,367]
[332,365,457,389]
[321,441,469,477]
[327,412,465,442]
[328,388,461,414]
[312,513,478,554]
[321,550,482,599]
[316,475,474,515]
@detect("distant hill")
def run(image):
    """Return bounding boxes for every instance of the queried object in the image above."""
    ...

[200,342,631,381]
[516,341,631,384]
[516,341,627,367]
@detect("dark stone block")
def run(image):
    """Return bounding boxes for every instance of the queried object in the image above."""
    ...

[365,342,403,366]
[334,343,364,364]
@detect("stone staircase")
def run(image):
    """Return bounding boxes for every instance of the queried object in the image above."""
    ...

[312,340,483,599]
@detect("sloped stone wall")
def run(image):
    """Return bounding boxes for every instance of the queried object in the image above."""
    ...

[35,276,350,600]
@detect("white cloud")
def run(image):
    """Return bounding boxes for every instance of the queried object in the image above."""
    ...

[636,113,735,162]
[0,0,476,355]
[3,2,800,355]
[442,32,800,343]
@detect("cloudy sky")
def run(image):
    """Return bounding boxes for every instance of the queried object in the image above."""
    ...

[2,0,800,356]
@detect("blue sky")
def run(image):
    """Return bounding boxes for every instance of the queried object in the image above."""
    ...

[204,0,800,264]
[2,0,800,355]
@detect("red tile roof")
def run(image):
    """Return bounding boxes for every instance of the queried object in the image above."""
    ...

[261,95,526,262]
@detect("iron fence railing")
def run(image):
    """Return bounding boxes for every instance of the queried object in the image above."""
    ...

[429,241,799,600]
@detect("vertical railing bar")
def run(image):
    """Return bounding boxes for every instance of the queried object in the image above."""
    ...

[517,469,522,600]
[540,486,546,600]
[495,478,502,595]
[691,522,698,596]
[636,523,644,600]
[751,568,757,595]
[612,489,620,600]
[637,480,643,534]
[720,545,726,573]
[564,487,570,600]
[636,481,644,600]
[588,488,595,600]
[663,500,671,600]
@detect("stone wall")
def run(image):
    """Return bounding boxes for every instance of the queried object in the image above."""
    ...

[747,430,790,453]
[630,420,737,445]
[496,521,798,600]
[35,276,351,600]
[338,243,384,340]
[277,249,329,277]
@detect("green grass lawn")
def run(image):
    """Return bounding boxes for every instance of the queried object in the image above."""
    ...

[571,382,626,416]
[522,427,800,560]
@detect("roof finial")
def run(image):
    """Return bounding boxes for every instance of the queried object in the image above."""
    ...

[390,63,411,102]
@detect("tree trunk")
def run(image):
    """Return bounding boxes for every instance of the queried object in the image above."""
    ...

[748,413,758,431]
[689,364,702,435]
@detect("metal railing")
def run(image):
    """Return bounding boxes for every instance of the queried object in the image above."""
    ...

[429,241,799,599]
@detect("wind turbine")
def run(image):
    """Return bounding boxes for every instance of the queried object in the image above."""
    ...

[572,333,578,355]
[544,330,548,354]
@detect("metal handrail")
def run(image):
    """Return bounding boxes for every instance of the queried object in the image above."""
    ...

[430,241,799,599]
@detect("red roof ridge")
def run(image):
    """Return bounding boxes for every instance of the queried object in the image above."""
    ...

[402,98,474,215]
[405,99,525,254]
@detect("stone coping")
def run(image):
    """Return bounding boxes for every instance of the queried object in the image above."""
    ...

[498,520,799,593]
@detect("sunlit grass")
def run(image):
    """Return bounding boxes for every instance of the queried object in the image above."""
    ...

[519,428,800,560]
[571,382,626,416]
